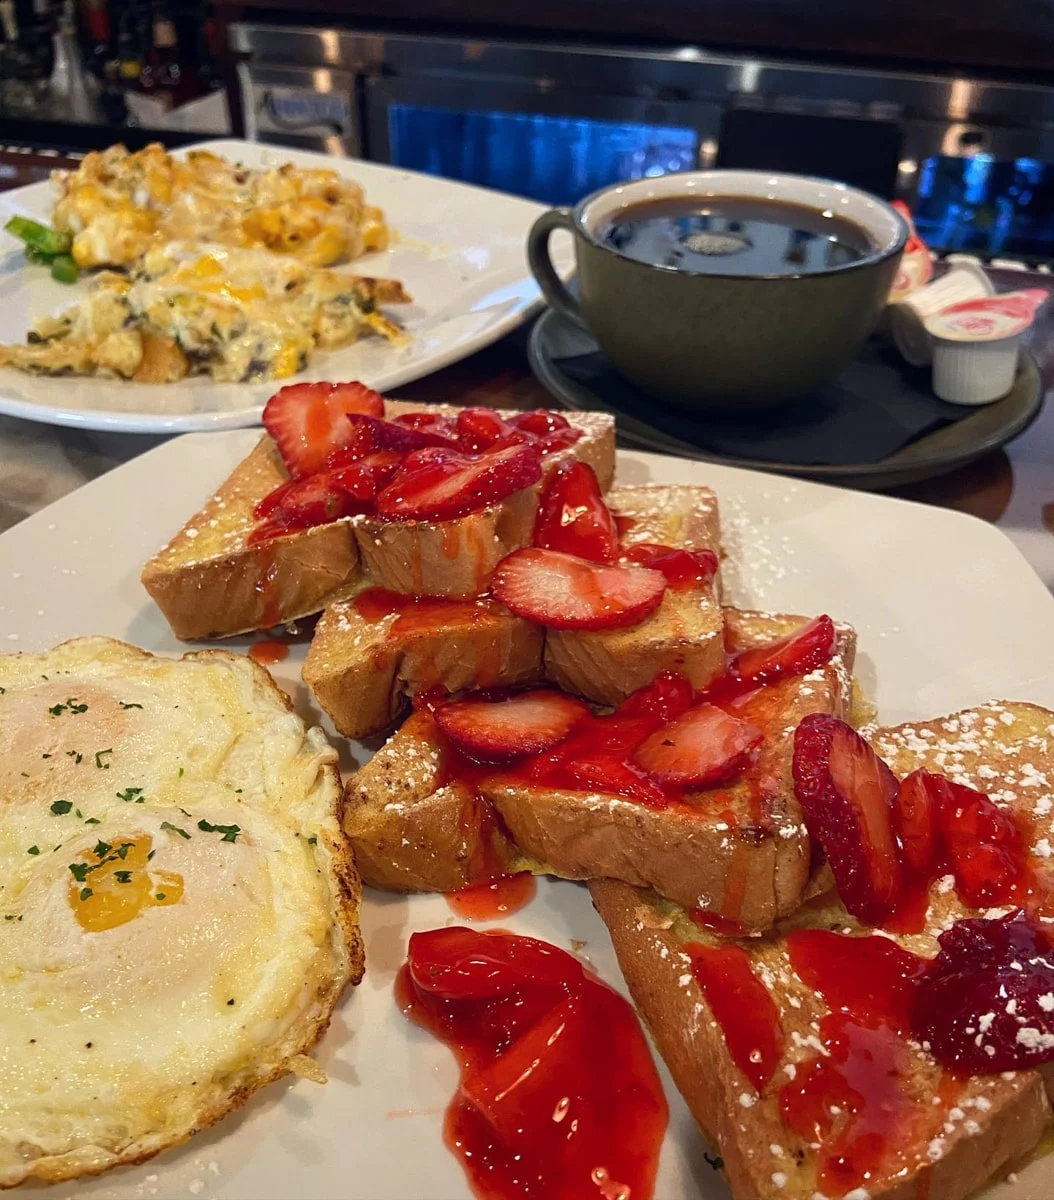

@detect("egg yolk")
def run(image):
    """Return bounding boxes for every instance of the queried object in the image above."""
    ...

[68,835,183,932]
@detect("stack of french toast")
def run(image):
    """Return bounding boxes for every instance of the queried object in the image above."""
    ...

[142,381,1054,1200]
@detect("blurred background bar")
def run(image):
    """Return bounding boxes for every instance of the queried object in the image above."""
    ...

[4,1,1054,262]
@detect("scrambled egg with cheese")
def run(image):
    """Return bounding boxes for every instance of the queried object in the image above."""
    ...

[0,241,410,383]
[0,637,361,1187]
[53,142,389,270]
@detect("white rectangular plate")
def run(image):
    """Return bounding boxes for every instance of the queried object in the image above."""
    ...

[4,435,1054,1200]
[0,140,571,434]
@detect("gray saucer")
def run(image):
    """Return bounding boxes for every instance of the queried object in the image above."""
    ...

[527,309,1043,490]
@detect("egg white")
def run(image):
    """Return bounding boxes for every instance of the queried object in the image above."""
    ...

[0,637,361,1188]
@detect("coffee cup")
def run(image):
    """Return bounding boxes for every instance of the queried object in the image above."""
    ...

[528,170,907,411]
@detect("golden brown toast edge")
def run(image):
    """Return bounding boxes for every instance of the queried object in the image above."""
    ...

[141,437,361,640]
[589,701,1054,1200]
[544,484,725,703]
[485,612,855,931]
[142,406,615,638]
[303,596,544,739]
[342,709,519,891]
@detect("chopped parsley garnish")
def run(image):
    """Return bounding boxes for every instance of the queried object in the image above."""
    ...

[49,698,87,717]
[119,701,143,710]
[147,849,156,861]
[79,887,93,902]
[75,808,82,818]
[116,787,143,802]
[197,819,241,843]
[94,749,113,769]
[4,914,14,921]
[155,892,166,901]
[66,750,83,764]
[69,862,90,882]
[178,767,184,778]
[50,799,72,815]
[114,870,132,884]
[93,840,112,858]
[161,822,190,839]
[84,817,100,826]
[0,686,5,694]
[116,842,132,859]
[42,753,51,759]
[308,836,318,846]
[234,789,243,794]
[26,845,39,856]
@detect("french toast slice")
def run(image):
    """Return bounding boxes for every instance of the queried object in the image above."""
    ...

[140,436,362,642]
[591,700,1054,1200]
[342,708,521,892]
[305,482,724,740]
[302,592,544,739]
[343,609,854,931]
[544,484,725,703]
[142,403,615,640]
[484,610,854,931]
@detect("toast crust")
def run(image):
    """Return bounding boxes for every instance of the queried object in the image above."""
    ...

[140,437,361,641]
[143,406,615,639]
[485,612,855,930]
[590,701,1054,1200]
[342,710,518,891]
[544,485,725,704]
[303,596,544,739]
[590,878,1050,1200]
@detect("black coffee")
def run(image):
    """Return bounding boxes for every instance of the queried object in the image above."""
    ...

[598,197,873,276]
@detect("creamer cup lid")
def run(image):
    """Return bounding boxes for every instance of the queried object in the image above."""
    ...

[888,201,933,302]
[925,289,1048,342]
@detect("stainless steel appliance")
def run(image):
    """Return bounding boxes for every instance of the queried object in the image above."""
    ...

[229,24,1054,260]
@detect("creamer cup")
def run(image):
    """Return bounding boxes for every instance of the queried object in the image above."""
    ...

[890,260,993,366]
[887,200,933,303]
[927,289,1047,405]
[924,288,1047,342]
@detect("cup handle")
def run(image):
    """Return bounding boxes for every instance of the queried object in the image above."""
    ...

[527,208,588,330]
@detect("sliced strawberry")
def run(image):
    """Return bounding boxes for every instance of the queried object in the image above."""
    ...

[347,412,458,455]
[250,452,400,537]
[732,615,836,688]
[616,671,695,724]
[392,410,456,434]
[934,777,1027,907]
[633,703,763,787]
[564,755,668,809]
[263,381,385,477]
[454,407,511,453]
[319,419,378,470]
[247,470,359,541]
[509,409,581,455]
[624,543,719,590]
[509,409,572,437]
[793,715,902,925]
[533,461,617,563]
[434,690,589,764]
[377,443,542,522]
[492,548,666,631]
[893,769,942,874]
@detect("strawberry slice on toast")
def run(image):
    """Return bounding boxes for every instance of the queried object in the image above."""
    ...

[263,381,385,477]
[492,548,667,631]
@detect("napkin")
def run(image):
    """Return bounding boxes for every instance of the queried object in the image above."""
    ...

[555,343,980,466]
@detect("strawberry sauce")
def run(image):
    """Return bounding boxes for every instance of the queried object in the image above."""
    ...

[781,929,952,1196]
[686,942,784,1090]
[447,873,538,920]
[354,587,490,637]
[397,928,668,1200]
[247,639,290,665]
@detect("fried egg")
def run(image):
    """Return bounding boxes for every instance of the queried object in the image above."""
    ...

[0,637,362,1188]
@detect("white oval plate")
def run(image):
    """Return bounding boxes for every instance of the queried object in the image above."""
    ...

[0,139,572,433]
